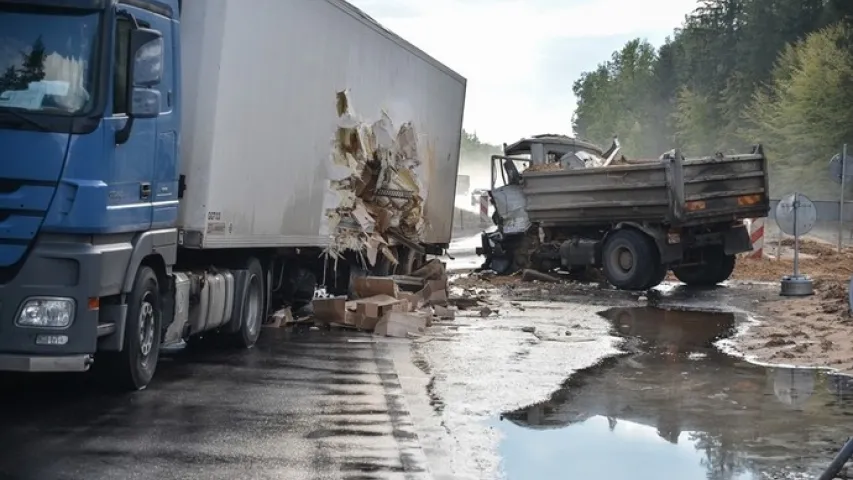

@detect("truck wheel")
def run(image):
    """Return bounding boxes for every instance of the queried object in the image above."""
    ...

[673,250,736,286]
[641,263,668,290]
[602,229,657,290]
[109,266,162,391]
[716,254,737,283]
[234,257,264,348]
[395,247,425,275]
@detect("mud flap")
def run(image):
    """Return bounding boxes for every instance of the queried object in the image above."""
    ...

[723,224,752,255]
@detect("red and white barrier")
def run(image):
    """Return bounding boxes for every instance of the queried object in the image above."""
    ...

[479,193,490,226]
[746,217,765,259]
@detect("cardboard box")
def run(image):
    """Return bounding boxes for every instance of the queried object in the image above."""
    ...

[353,276,399,299]
[265,307,294,328]
[313,296,347,323]
[400,291,423,311]
[346,311,365,328]
[357,314,382,331]
[354,294,406,319]
[423,279,448,306]
[433,305,456,320]
[374,312,429,338]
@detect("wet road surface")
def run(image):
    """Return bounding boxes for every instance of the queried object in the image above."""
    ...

[497,307,853,480]
[2,264,850,480]
[0,329,431,480]
[411,298,622,479]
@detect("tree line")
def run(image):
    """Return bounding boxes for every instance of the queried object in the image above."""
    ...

[0,38,47,93]
[460,129,501,163]
[571,0,853,199]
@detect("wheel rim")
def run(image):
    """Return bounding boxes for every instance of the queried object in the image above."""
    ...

[616,247,634,272]
[138,292,156,362]
[244,274,262,337]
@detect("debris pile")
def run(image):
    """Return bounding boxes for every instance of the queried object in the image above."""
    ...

[321,89,427,268]
[309,259,457,338]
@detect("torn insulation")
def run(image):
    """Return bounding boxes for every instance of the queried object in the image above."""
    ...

[322,90,426,268]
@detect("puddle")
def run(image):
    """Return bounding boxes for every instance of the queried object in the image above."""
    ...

[497,307,853,480]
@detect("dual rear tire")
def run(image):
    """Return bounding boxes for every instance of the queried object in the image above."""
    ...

[601,230,736,290]
[672,248,736,286]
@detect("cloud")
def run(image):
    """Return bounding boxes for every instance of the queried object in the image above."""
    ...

[349,0,698,144]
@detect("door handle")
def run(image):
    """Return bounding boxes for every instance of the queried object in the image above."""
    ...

[140,183,151,200]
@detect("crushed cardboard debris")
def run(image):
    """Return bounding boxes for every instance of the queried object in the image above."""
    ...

[322,89,427,267]
[264,307,297,328]
[352,276,399,299]
[375,311,429,338]
[310,260,451,339]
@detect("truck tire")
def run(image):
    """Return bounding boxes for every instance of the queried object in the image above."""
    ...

[641,263,668,290]
[233,257,264,348]
[396,247,425,275]
[673,250,736,286]
[602,229,658,290]
[108,265,162,391]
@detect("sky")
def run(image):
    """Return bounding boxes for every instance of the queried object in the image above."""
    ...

[349,0,700,145]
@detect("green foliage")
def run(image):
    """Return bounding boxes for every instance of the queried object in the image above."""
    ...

[572,0,853,199]
[745,24,853,198]
[572,40,666,158]
[0,37,47,92]
[459,129,500,163]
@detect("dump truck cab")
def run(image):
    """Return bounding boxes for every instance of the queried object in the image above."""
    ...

[503,134,609,166]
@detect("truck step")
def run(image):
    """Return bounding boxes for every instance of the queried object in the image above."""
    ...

[160,340,188,355]
[97,323,116,337]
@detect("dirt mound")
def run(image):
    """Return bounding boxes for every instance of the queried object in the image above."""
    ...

[733,239,853,282]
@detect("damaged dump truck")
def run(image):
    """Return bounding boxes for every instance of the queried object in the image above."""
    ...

[477,135,770,290]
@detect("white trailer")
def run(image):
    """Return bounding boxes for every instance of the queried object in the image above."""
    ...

[178,0,467,248]
[64,0,467,390]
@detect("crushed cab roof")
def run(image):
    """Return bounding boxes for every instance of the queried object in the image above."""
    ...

[504,134,604,157]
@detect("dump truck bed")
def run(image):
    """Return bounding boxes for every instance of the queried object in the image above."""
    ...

[521,148,769,227]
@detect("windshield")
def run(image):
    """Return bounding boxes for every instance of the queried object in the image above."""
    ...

[0,7,100,115]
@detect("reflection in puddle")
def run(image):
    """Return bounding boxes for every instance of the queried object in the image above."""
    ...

[498,307,853,480]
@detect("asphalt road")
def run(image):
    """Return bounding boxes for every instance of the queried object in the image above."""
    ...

[0,329,431,480]
[3,233,846,480]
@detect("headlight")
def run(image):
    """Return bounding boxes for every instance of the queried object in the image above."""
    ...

[16,298,75,328]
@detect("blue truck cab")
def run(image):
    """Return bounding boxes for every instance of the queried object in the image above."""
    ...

[0,0,186,389]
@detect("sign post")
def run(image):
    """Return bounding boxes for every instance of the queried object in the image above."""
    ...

[840,144,848,252]
[776,192,817,296]
[829,145,850,251]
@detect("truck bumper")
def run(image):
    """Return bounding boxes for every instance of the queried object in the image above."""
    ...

[0,354,92,372]
[0,235,127,372]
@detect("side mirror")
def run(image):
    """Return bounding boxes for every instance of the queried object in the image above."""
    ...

[130,28,163,87]
[127,28,163,119]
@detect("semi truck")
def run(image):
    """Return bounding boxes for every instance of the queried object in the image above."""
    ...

[0,0,466,389]
[477,135,770,290]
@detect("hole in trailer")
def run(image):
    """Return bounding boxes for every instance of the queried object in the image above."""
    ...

[495,306,853,480]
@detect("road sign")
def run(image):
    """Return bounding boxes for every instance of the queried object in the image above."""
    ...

[775,193,816,236]
[828,153,853,184]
